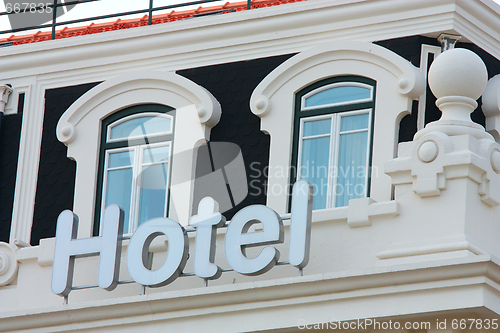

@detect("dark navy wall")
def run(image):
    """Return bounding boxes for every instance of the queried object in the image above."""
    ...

[30,82,100,246]
[0,94,24,243]
[178,54,294,220]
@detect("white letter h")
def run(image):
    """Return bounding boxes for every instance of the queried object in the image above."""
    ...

[51,205,124,297]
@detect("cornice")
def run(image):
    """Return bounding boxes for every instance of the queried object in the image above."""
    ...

[454,0,500,59]
[1,255,499,332]
[0,0,498,83]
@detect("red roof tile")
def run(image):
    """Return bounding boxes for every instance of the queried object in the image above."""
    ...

[0,0,305,46]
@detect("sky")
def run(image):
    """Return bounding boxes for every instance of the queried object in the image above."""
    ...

[0,0,500,37]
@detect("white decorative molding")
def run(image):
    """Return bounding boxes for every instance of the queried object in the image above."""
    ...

[36,237,56,267]
[57,71,220,144]
[307,199,399,228]
[0,1,498,81]
[347,198,399,228]
[376,240,486,259]
[413,132,452,197]
[57,71,221,236]
[417,44,441,131]
[387,130,500,206]
[250,41,424,214]
[0,242,18,287]
[9,78,44,246]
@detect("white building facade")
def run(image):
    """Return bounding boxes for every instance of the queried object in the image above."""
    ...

[1,0,500,331]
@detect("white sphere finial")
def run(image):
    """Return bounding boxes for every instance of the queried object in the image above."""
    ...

[414,48,492,141]
[428,48,487,101]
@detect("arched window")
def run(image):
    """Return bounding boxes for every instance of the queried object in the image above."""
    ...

[94,104,174,235]
[291,77,375,210]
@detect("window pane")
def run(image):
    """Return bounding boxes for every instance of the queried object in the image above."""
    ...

[109,116,172,141]
[300,136,330,210]
[336,131,368,207]
[108,151,134,168]
[304,85,371,108]
[303,118,331,137]
[143,145,170,164]
[138,163,169,225]
[105,168,133,232]
[340,113,369,132]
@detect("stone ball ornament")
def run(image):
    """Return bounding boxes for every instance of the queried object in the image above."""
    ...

[0,242,18,286]
[428,48,488,101]
[415,47,492,141]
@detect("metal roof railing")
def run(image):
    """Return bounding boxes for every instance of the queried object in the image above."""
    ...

[0,0,253,40]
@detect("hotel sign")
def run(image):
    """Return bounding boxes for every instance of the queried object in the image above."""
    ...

[51,180,313,297]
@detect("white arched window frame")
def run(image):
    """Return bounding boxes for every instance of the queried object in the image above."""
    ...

[57,71,221,237]
[250,41,424,226]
